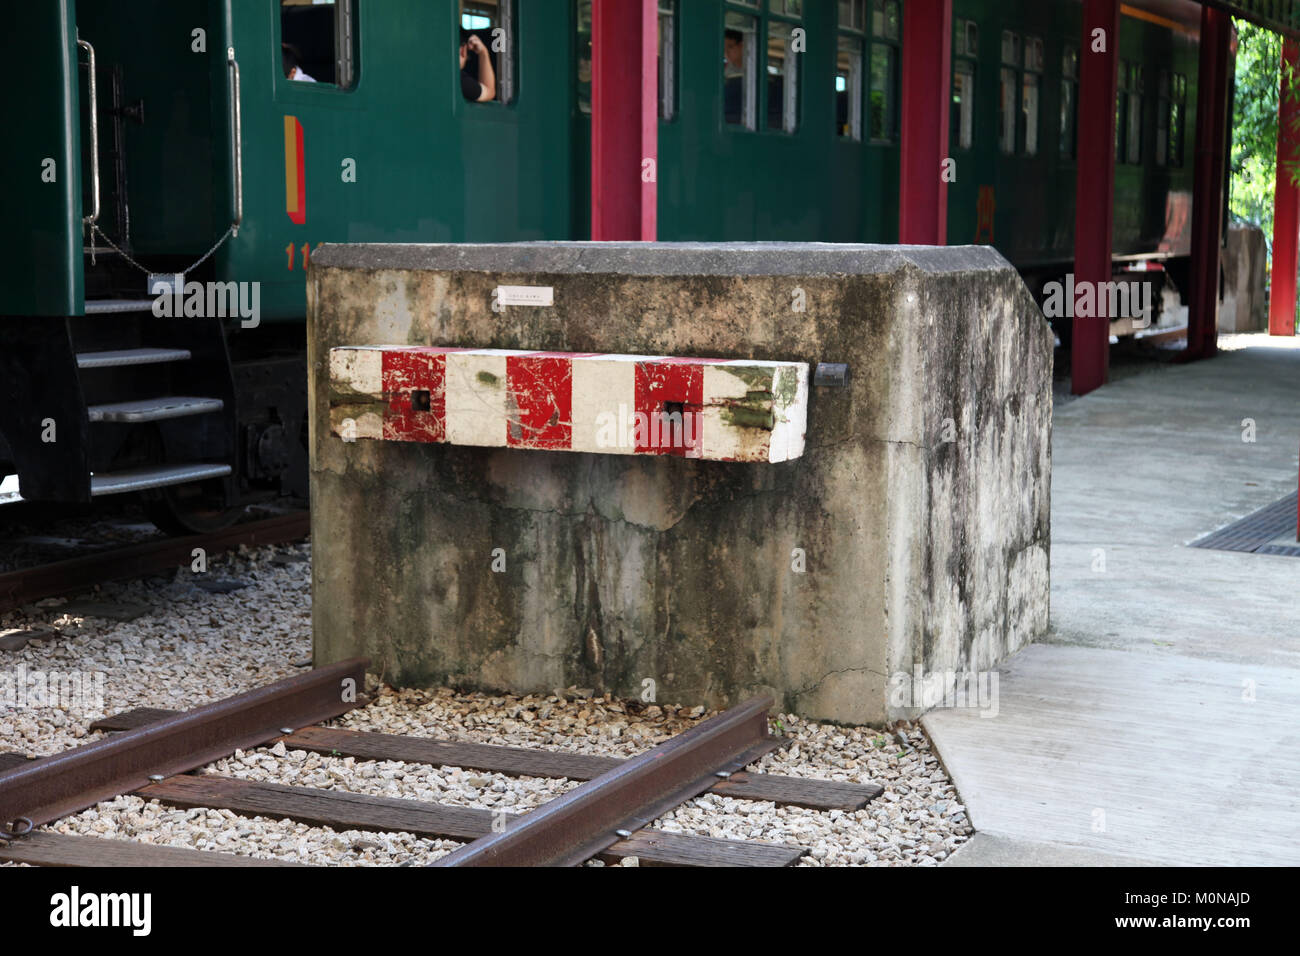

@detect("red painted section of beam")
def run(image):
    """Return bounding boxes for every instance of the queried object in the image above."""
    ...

[1072,0,1121,395]
[633,360,704,456]
[898,0,952,245]
[591,0,657,240]
[1186,7,1232,360]
[506,355,573,450]
[1270,39,1300,337]
[381,350,446,443]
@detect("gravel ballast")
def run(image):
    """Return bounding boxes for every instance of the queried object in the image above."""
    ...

[0,539,972,866]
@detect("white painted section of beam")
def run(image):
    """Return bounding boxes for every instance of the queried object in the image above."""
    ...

[330,347,381,395]
[445,351,509,447]
[571,356,635,455]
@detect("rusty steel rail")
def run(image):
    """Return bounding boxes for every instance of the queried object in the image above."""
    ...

[0,510,310,614]
[0,658,367,836]
[433,694,783,867]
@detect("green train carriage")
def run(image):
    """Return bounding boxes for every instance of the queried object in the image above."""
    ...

[0,0,1204,530]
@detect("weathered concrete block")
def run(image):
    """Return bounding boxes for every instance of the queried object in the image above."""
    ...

[1220,224,1267,333]
[308,242,1053,725]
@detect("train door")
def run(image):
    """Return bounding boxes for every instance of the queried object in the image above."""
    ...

[60,0,240,530]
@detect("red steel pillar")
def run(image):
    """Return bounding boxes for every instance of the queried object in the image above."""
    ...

[1072,0,1121,395]
[591,0,657,240]
[1270,39,1300,337]
[898,0,952,244]
[1186,6,1233,359]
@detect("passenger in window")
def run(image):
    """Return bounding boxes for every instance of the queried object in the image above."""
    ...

[281,43,317,83]
[460,30,497,102]
[724,29,745,124]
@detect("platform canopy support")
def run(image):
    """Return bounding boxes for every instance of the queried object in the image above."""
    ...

[898,0,952,245]
[590,0,658,241]
[1072,0,1121,396]
[1270,38,1300,337]
[1186,5,1233,360]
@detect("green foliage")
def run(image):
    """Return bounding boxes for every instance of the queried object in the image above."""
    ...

[1229,21,1298,249]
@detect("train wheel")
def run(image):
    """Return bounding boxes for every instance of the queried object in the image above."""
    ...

[143,480,244,536]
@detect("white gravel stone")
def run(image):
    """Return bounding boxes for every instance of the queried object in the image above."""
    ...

[1,537,972,866]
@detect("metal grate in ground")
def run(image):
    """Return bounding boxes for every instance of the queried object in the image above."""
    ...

[1189,491,1300,556]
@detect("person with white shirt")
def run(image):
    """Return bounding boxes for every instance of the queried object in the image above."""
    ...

[281,43,317,83]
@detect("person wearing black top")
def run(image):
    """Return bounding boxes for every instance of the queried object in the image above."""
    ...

[460,31,496,102]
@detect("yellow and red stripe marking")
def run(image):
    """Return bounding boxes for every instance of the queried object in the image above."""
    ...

[284,115,305,225]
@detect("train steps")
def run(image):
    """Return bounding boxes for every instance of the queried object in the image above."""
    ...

[89,463,233,497]
[76,348,193,369]
[72,325,237,505]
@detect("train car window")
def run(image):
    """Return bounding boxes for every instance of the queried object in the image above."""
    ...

[953,61,975,150]
[279,0,357,89]
[1022,36,1043,156]
[1060,47,1078,159]
[1169,73,1187,167]
[840,0,867,32]
[869,44,898,141]
[1156,70,1170,166]
[576,0,592,114]
[724,13,758,129]
[765,2,803,134]
[952,18,977,150]
[836,35,865,141]
[765,21,799,133]
[659,2,677,120]
[1115,63,1127,162]
[868,1,900,142]
[999,32,1020,155]
[1125,63,1143,164]
[459,0,514,104]
[871,0,900,41]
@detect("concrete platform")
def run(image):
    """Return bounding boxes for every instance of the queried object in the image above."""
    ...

[927,333,1300,867]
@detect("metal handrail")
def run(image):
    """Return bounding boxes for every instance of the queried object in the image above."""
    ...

[227,47,243,234]
[77,36,100,227]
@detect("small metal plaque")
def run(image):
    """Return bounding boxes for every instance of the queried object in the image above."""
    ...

[495,285,554,307]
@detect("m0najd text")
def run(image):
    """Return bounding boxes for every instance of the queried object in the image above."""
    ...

[1126,892,1251,908]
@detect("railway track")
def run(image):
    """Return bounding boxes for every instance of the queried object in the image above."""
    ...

[0,510,311,616]
[0,660,882,867]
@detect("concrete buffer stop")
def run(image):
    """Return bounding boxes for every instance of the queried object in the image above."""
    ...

[308,242,1052,725]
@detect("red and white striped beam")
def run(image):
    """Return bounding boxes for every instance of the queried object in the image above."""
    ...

[328,347,808,463]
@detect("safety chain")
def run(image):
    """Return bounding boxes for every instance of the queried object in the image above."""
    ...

[87,222,235,280]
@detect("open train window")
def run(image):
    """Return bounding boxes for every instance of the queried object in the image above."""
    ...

[999,32,1020,155]
[836,2,866,141]
[724,11,758,129]
[952,18,977,150]
[280,0,357,89]
[1060,47,1078,159]
[459,0,514,104]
